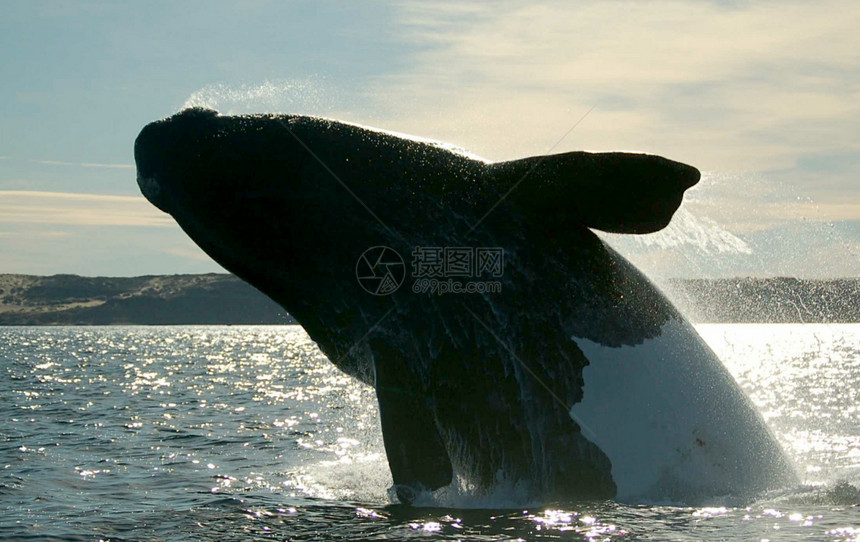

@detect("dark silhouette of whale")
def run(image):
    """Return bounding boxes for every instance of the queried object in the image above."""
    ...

[135,108,797,505]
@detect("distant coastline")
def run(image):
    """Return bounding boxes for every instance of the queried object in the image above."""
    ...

[0,273,293,325]
[0,273,858,325]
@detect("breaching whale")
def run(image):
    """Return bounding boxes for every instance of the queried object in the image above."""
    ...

[134,108,798,505]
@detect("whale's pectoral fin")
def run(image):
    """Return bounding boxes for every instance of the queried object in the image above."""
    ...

[495,151,700,234]
[372,341,453,503]
[377,386,453,504]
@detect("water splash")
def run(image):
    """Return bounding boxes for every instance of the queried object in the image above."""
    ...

[597,168,860,282]
[600,171,754,257]
[182,78,339,116]
[612,207,753,255]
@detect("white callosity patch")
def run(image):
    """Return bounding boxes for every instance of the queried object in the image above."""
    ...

[571,318,797,503]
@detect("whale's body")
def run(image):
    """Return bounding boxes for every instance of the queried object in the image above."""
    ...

[134,108,797,504]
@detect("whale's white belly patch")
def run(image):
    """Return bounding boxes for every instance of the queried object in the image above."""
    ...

[571,318,792,502]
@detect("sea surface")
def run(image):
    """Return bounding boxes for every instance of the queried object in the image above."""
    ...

[1,324,858,541]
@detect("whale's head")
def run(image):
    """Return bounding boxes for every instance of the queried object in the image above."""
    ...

[135,107,222,215]
[134,108,334,294]
[135,107,306,214]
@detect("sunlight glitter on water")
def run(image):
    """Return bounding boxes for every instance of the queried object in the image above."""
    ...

[1,325,858,540]
[697,323,860,487]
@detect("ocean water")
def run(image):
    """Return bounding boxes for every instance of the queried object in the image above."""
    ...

[0,324,858,541]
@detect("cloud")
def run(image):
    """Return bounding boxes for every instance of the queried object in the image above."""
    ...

[0,220,222,276]
[0,230,70,238]
[161,246,215,262]
[35,160,134,169]
[356,0,860,253]
[0,192,219,275]
[677,172,860,232]
[0,191,173,227]
[369,0,859,177]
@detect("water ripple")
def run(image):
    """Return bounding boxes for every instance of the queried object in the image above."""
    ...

[0,324,858,540]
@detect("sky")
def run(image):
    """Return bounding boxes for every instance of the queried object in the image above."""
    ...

[0,0,858,279]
